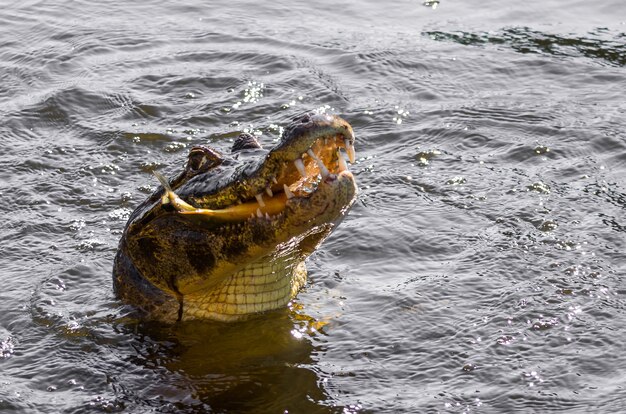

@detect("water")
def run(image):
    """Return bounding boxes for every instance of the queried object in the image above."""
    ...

[1,0,625,412]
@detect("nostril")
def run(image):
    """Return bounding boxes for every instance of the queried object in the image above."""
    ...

[294,113,311,124]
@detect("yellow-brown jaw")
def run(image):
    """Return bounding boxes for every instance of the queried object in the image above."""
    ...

[113,113,357,322]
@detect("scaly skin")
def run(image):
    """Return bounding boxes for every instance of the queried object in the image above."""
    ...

[113,113,357,322]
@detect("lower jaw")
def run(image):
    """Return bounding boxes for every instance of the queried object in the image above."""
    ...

[191,170,356,223]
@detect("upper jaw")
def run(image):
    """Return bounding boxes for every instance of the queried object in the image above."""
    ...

[167,114,357,220]
[271,113,356,163]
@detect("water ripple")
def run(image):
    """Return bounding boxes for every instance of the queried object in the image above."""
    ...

[1,0,625,412]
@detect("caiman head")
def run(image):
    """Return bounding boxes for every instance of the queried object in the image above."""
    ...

[113,113,357,322]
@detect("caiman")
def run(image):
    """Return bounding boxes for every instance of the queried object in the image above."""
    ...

[113,113,357,322]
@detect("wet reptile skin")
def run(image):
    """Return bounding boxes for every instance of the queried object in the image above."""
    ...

[113,114,357,322]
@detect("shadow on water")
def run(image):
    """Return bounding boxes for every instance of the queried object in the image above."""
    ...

[114,310,336,413]
[424,27,626,66]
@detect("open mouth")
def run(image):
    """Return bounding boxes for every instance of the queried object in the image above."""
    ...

[155,133,356,222]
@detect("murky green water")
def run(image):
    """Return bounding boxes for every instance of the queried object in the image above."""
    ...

[1,0,625,412]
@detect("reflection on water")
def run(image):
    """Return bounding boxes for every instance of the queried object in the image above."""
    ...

[25,266,339,412]
[1,0,626,412]
[119,311,331,413]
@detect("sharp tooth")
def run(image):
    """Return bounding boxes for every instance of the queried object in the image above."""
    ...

[344,139,356,163]
[272,176,278,184]
[265,212,270,220]
[307,149,330,178]
[294,158,306,177]
[265,186,273,197]
[255,193,265,207]
[337,149,348,172]
[256,208,263,218]
[283,184,295,199]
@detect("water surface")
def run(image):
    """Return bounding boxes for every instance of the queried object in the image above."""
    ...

[1,0,625,412]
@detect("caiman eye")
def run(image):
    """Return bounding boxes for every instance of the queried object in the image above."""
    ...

[187,146,222,172]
